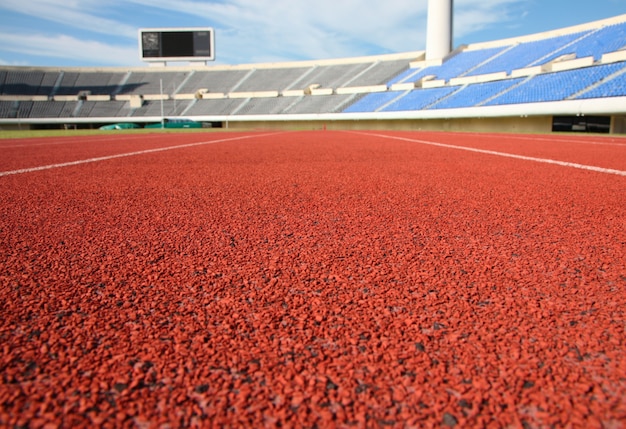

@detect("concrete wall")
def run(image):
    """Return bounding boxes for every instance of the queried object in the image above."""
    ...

[612,115,626,134]
[224,116,553,133]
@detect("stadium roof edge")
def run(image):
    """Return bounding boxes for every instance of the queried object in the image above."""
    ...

[465,13,626,51]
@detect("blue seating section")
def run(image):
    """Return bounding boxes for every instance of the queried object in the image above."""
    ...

[343,91,404,113]
[541,22,626,63]
[385,46,508,87]
[485,63,625,105]
[387,68,421,85]
[577,67,626,99]
[340,61,626,113]
[430,78,524,109]
[467,32,588,76]
[435,47,508,81]
[381,86,460,111]
[416,47,509,84]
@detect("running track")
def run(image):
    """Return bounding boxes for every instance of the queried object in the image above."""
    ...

[0,131,624,428]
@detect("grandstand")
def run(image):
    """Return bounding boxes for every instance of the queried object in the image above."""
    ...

[1,13,626,134]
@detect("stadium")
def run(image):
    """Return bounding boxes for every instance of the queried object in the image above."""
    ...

[1,4,626,134]
[1,1,625,428]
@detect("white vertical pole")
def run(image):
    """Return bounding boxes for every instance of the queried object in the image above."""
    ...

[160,78,164,129]
[173,81,177,116]
[426,0,453,61]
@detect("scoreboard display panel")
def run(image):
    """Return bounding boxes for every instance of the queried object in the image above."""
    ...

[140,28,214,62]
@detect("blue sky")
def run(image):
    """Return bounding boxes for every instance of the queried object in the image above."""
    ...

[0,0,625,67]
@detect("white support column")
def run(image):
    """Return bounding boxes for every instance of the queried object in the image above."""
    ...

[426,0,453,61]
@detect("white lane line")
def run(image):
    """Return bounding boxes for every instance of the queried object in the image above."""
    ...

[352,131,626,177]
[482,134,626,147]
[0,133,280,177]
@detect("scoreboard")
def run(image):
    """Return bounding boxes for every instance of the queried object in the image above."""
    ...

[139,28,215,62]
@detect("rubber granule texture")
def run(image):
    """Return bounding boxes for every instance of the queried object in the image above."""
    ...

[0,131,624,428]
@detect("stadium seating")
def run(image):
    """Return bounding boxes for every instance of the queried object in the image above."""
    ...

[541,21,626,63]
[0,101,16,118]
[54,72,127,96]
[74,101,127,118]
[29,101,78,118]
[343,91,405,113]
[130,99,192,117]
[429,78,524,109]
[231,67,311,92]
[1,15,626,123]
[344,60,410,87]
[118,71,190,96]
[232,96,302,115]
[299,63,374,89]
[466,32,588,76]
[382,86,460,111]
[178,69,251,94]
[388,46,508,86]
[285,94,356,114]
[485,63,626,105]
[576,67,626,98]
[1,70,58,96]
[185,98,247,116]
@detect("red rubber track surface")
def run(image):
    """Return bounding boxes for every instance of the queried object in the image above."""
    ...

[394,132,626,172]
[1,131,625,428]
[0,133,241,172]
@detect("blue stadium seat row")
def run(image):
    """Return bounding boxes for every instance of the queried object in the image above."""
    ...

[467,32,588,77]
[540,21,626,64]
[485,63,626,105]
[382,86,460,111]
[341,61,626,113]
[577,67,626,98]
[429,78,524,109]
[343,91,404,113]
[393,46,507,85]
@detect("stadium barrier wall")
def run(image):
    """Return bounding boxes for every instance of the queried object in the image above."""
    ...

[222,116,553,133]
[612,115,626,134]
[281,90,306,97]
[547,57,595,73]
[86,95,111,101]
[228,91,279,99]
[143,94,169,101]
[0,95,49,101]
[53,95,79,102]
[201,93,227,99]
[602,50,626,64]
[335,85,388,95]
[511,66,543,78]
[450,72,507,85]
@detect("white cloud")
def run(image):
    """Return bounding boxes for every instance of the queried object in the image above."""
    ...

[0,0,531,66]
[124,0,430,62]
[0,32,141,66]
[124,0,527,64]
[454,0,530,37]
[0,58,30,66]
[0,0,137,38]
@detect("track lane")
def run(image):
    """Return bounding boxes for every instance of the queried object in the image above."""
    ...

[0,130,624,427]
[352,131,626,176]
[0,132,280,173]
